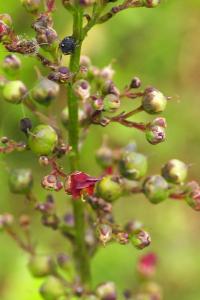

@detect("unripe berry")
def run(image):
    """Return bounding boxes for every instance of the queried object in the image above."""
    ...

[143,175,169,204]
[28,255,55,278]
[96,282,117,300]
[31,78,59,106]
[161,159,188,184]
[28,125,58,156]
[142,87,167,114]
[3,80,27,104]
[2,55,21,76]
[131,229,151,250]
[96,176,122,202]
[21,0,41,13]
[103,94,120,113]
[8,169,33,194]
[143,0,161,8]
[61,107,86,127]
[40,276,65,300]
[119,152,148,180]
[59,36,76,55]
[145,124,165,145]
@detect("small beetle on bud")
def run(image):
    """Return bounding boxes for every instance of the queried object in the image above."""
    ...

[142,87,167,114]
[161,159,188,184]
[31,78,59,106]
[3,80,27,104]
[131,229,151,250]
[8,169,33,195]
[143,175,169,204]
[96,176,122,202]
[2,54,21,76]
[59,36,76,55]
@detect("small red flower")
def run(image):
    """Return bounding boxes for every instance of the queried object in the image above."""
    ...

[65,171,100,199]
[137,252,157,277]
[0,21,8,39]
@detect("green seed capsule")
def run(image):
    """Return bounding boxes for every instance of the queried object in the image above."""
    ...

[103,94,120,112]
[8,169,33,194]
[31,78,59,106]
[130,229,151,250]
[142,87,167,114]
[28,125,58,156]
[40,276,65,300]
[119,152,148,180]
[28,255,55,278]
[143,175,169,204]
[145,125,165,145]
[3,80,27,104]
[161,159,188,184]
[96,176,122,202]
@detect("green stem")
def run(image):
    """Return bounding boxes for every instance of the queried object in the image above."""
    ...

[67,6,91,286]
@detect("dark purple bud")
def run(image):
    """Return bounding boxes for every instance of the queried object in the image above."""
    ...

[20,117,32,135]
[130,77,141,89]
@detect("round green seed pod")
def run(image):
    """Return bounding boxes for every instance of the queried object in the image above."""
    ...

[142,87,167,114]
[28,255,55,278]
[143,175,169,204]
[119,152,148,180]
[96,176,122,202]
[8,168,33,194]
[31,78,59,106]
[3,80,27,104]
[161,159,188,184]
[28,124,58,156]
[40,276,65,300]
[103,94,120,112]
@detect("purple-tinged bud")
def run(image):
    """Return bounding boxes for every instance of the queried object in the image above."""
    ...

[103,94,120,113]
[20,117,32,135]
[80,55,91,68]
[8,169,33,194]
[125,220,144,234]
[143,0,161,8]
[102,80,120,97]
[161,159,188,184]
[36,28,58,51]
[96,282,117,300]
[150,117,167,128]
[73,79,90,100]
[57,253,70,270]
[0,213,14,230]
[142,87,167,114]
[143,175,169,204]
[3,80,27,104]
[40,276,65,300]
[185,181,200,211]
[61,106,86,127]
[96,176,122,202]
[28,255,55,278]
[31,78,59,106]
[130,77,141,89]
[100,65,115,80]
[96,144,113,168]
[98,224,112,245]
[41,174,63,192]
[0,14,12,27]
[116,231,129,245]
[2,55,21,75]
[131,229,151,250]
[145,124,166,145]
[119,151,148,180]
[21,0,41,13]
[91,96,104,111]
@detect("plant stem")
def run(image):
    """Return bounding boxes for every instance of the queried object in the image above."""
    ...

[67,6,91,286]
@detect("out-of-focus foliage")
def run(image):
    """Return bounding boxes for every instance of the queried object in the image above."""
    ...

[0,1,200,299]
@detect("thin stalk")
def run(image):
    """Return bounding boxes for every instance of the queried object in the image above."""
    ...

[67,6,91,286]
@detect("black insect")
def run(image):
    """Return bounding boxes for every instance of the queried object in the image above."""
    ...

[59,36,76,55]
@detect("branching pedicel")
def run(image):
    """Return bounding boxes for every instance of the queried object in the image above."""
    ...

[0,0,199,299]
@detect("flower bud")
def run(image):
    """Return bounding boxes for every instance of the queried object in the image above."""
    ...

[28,255,55,278]
[8,169,33,194]
[31,78,59,106]
[125,220,143,234]
[145,124,165,145]
[161,159,188,184]
[116,231,129,245]
[21,0,41,13]
[0,213,14,230]
[100,65,115,80]
[36,28,58,52]
[61,107,86,127]
[98,224,113,245]
[0,14,12,27]
[185,181,200,211]
[142,87,167,114]
[143,0,161,8]
[2,55,21,76]
[41,174,63,192]
[102,80,120,97]
[96,282,117,300]
[143,175,169,204]
[3,80,27,104]
[103,94,120,113]
[91,96,104,111]
[96,145,113,168]
[57,253,70,271]
[150,117,167,128]
[28,125,58,156]
[119,151,148,180]
[130,77,141,89]
[80,55,91,68]
[96,176,122,202]
[73,79,90,100]
[130,229,151,250]
[40,276,65,300]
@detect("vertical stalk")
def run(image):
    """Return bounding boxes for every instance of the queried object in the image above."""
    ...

[67,6,91,286]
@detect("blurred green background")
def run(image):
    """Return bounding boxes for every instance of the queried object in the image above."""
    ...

[1,0,200,299]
